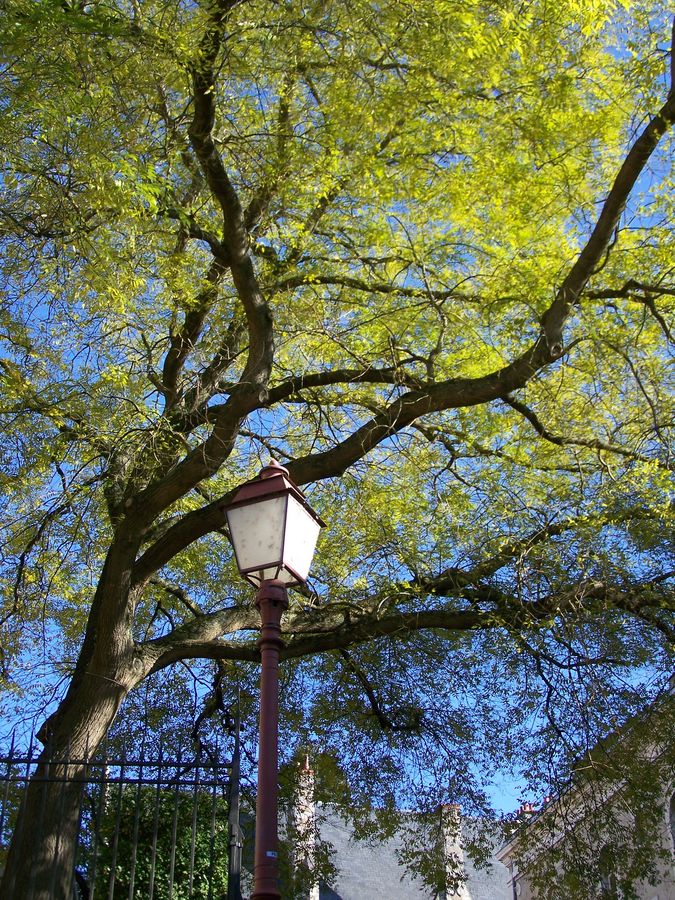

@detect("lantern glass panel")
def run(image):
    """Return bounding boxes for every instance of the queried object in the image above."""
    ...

[283,495,322,583]
[227,495,287,576]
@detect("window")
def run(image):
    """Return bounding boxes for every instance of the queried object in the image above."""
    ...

[598,844,618,899]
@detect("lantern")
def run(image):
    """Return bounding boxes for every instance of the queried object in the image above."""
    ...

[224,459,325,588]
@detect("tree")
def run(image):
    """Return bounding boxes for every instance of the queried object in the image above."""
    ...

[0,0,673,896]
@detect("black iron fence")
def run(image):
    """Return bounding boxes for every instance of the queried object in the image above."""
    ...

[0,735,244,899]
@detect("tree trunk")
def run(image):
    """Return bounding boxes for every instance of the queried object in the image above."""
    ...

[1,530,142,900]
[1,664,133,900]
[3,757,87,899]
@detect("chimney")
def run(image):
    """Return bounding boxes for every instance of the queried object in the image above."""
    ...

[517,802,536,823]
[441,804,470,899]
[289,755,319,900]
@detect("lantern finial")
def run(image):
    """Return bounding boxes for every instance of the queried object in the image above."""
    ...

[260,458,289,479]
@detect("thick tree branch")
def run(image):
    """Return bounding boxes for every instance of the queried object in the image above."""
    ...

[540,79,675,355]
[141,604,260,672]
[282,344,548,485]
[173,363,425,434]
[133,20,674,567]
[120,0,274,524]
[148,638,259,669]
[137,564,672,669]
[187,0,274,402]
[132,493,232,586]
[266,365,423,404]
[279,67,675,482]
[277,579,672,659]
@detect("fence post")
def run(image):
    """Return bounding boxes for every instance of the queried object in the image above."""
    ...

[228,702,244,900]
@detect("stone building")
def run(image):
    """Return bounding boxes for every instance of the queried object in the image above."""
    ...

[314,806,511,900]
[497,687,675,899]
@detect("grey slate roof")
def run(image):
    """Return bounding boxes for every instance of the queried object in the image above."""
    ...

[318,813,430,899]
[316,809,512,900]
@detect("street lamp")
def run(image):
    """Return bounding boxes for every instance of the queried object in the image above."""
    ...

[224,459,325,900]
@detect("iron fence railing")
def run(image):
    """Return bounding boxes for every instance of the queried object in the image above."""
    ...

[0,734,243,900]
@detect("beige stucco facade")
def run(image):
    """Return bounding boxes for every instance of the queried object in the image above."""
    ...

[497,707,675,900]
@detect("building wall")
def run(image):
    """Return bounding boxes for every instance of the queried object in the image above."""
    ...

[499,787,675,900]
[498,687,675,900]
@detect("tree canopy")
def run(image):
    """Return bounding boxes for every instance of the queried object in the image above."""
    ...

[0,0,673,895]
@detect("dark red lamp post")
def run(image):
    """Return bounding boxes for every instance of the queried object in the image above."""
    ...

[224,460,325,900]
